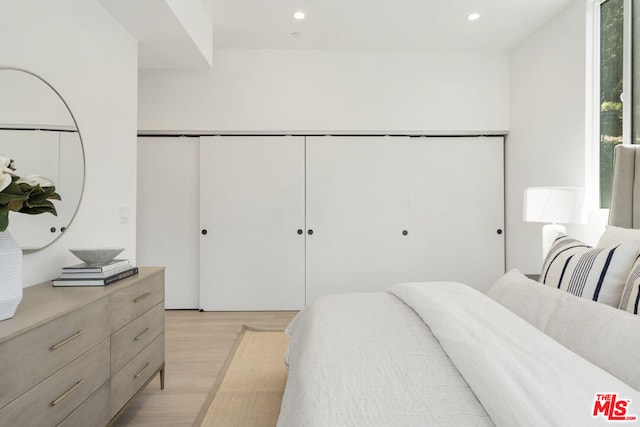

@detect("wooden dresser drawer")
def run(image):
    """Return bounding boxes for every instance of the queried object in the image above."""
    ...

[110,334,164,418]
[57,381,110,427]
[0,298,109,409]
[111,302,164,374]
[0,339,110,427]
[110,271,164,333]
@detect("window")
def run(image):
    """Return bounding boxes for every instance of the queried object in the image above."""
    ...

[596,0,640,208]
[598,0,623,209]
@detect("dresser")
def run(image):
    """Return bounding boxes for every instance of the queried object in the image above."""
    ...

[0,267,165,427]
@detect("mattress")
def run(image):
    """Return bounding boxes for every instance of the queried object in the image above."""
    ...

[278,282,640,427]
[279,291,493,426]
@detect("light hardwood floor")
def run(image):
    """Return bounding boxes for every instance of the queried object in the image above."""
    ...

[113,310,298,427]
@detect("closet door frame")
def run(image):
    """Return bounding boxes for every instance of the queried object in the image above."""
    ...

[138,133,505,310]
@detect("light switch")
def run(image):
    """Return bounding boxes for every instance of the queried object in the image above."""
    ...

[119,207,129,224]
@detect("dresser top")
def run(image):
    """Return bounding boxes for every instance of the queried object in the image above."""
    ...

[0,267,164,343]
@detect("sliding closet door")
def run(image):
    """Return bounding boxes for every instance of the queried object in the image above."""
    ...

[406,137,505,292]
[199,136,305,310]
[138,137,200,309]
[305,136,411,303]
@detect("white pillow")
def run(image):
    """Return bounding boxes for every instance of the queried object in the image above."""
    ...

[488,269,566,331]
[597,225,640,248]
[540,235,640,307]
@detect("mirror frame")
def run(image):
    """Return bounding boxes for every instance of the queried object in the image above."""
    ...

[0,67,86,252]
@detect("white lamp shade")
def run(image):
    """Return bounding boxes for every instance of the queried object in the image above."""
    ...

[523,187,584,224]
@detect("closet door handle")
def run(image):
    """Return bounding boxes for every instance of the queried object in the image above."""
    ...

[201,229,208,235]
[497,229,503,235]
[307,229,314,235]
[402,230,408,236]
[297,229,303,235]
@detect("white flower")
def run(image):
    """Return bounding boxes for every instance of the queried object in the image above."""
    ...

[0,155,14,174]
[0,154,14,193]
[0,171,10,192]
[16,175,55,188]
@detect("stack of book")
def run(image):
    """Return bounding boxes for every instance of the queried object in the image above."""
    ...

[52,259,138,287]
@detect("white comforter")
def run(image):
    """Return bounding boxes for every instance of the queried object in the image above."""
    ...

[278,282,640,427]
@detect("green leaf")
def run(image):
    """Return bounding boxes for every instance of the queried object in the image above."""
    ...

[24,187,48,206]
[43,187,61,201]
[19,204,57,215]
[0,193,27,205]
[6,199,24,212]
[2,179,59,217]
[0,205,8,232]
[0,180,27,204]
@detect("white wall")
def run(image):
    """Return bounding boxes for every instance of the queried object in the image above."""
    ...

[139,49,509,133]
[165,0,213,67]
[0,0,138,286]
[137,4,594,278]
[507,0,589,274]
[0,70,75,127]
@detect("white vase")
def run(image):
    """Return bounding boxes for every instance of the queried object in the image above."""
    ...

[0,231,22,321]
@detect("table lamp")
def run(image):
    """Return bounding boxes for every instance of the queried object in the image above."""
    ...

[524,187,584,260]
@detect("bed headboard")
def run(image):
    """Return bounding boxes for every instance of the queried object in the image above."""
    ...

[609,144,640,228]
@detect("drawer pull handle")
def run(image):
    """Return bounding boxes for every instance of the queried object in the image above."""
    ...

[134,293,151,304]
[50,330,85,350]
[50,379,84,406]
[134,362,150,379]
[134,328,150,341]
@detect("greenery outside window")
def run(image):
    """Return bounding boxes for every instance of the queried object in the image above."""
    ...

[599,0,623,209]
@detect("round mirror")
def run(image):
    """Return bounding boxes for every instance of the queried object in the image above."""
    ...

[0,68,85,251]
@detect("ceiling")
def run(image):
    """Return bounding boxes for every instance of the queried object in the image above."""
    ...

[101,0,575,68]
[204,0,574,50]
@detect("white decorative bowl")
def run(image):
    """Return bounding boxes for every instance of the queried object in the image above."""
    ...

[69,248,124,266]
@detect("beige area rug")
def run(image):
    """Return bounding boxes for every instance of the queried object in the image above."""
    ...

[193,326,289,427]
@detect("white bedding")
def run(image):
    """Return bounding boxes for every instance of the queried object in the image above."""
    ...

[279,292,493,427]
[279,282,640,426]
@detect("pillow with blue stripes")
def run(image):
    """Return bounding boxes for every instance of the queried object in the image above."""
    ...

[539,235,640,307]
[621,260,640,313]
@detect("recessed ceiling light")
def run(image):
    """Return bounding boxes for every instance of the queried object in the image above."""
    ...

[468,13,480,21]
[294,11,305,20]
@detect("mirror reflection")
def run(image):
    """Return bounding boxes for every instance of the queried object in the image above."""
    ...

[0,69,84,251]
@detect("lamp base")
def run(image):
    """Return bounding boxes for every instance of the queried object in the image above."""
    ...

[542,223,565,261]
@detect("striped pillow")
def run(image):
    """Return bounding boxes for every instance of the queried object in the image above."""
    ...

[622,258,640,314]
[539,235,640,307]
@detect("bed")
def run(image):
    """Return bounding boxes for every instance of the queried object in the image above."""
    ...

[277,144,640,426]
